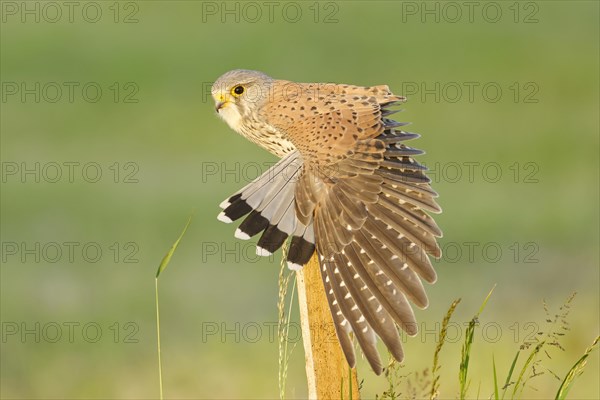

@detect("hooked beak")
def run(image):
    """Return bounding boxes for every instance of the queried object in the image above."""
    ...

[214,93,231,113]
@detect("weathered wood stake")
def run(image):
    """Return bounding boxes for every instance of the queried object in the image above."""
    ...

[296,253,360,399]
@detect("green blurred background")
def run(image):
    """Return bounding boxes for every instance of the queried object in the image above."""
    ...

[1,1,598,398]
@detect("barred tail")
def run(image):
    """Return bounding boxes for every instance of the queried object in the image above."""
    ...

[217,151,316,268]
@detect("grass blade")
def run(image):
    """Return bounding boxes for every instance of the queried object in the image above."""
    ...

[459,286,495,400]
[349,365,353,400]
[493,356,499,400]
[501,351,520,399]
[430,298,461,400]
[459,316,476,399]
[555,335,599,400]
[511,341,544,399]
[340,366,353,400]
[154,214,194,400]
[478,285,496,315]
[155,279,163,400]
[278,243,298,400]
[156,214,193,278]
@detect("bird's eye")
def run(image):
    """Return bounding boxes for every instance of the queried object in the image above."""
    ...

[232,85,245,96]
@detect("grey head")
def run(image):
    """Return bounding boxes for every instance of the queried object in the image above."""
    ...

[211,70,275,132]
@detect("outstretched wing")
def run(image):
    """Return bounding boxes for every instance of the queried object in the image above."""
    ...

[260,81,442,374]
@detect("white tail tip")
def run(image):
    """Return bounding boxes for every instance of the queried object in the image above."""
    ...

[287,262,303,271]
[234,228,250,240]
[217,212,232,223]
[256,246,272,257]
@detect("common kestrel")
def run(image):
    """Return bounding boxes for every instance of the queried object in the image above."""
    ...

[212,69,442,374]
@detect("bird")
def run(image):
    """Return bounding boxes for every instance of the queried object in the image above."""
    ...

[212,69,442,375]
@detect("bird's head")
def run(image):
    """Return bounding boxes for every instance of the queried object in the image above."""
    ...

[211,69,274,132]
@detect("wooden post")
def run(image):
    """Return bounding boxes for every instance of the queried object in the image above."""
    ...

[296,254,360,399]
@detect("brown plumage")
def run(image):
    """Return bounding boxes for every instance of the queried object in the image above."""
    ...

[212,70,442,374]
